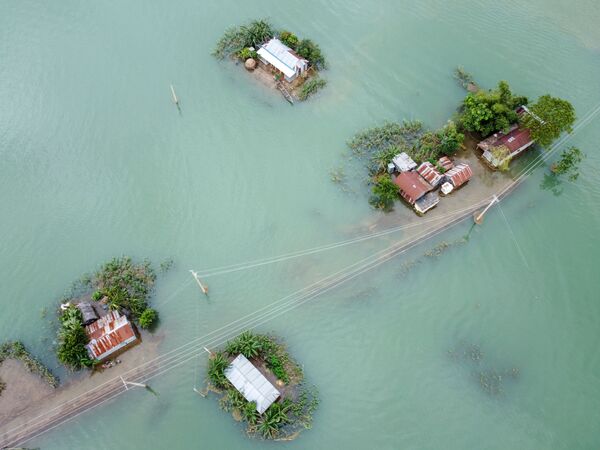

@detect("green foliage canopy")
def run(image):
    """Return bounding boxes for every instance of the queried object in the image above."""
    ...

[57,307,93,370]
[460,81,528,136]
[521,95,576,148]
[139,308,158,329]
[296,39,326,69]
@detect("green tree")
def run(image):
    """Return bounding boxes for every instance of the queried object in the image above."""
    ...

[551,146,583,181]
[242,19,274,48]
[521,95,576,148]
[139,308,158,329]
[370,175,398,211]
[460,81,527,136]
[296,39,326,69]
[279,30,299,49]
[437,120,464,156]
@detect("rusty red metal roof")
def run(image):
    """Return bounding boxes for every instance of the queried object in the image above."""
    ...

[85,311,137,360]
[477,126,534,155]
[393,171,433,204]
[437,156,454,171]
[445,163,473,188]
[417,162,443,187]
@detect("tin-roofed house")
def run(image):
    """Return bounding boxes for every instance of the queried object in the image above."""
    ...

[257,38,308,82]
[85,310,138,361]
[445,163,473,189]
[477,125,534,169]
[225,354,281,414]
[393,171,439,215]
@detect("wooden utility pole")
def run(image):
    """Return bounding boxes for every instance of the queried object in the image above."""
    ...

[190,270,209,296]
[170,84,179,105]
[474,195,499,224]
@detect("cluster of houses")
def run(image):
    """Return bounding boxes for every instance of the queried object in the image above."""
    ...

[75,302,139,362]
[389,153,473,215]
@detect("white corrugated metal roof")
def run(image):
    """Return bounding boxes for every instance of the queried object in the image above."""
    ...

[392,152,417,172]
[257,38,305,79]
[225,354,280,414]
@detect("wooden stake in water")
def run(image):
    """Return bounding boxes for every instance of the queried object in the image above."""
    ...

[170,84,179,105]
[190,270,208,295]
[474,195,499,224]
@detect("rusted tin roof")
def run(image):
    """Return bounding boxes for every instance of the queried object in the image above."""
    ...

[85,310,137,361]
[477,125,534,155]
[417,162,443,187]
[394,171,433,204]
[437,156,454,171]
[445,163,473,188]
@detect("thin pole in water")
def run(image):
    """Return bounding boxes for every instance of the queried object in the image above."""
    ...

[190,270,209,296]
[474,195,499,224]
[170,84,179,105]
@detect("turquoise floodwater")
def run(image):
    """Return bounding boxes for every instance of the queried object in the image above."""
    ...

[1,1,600,449]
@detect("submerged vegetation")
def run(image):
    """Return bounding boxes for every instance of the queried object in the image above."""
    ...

[551,146,583,181]
[298,77,327,100]
[0,341,58,389]
[448,342,519,396]
[206,331,318,440]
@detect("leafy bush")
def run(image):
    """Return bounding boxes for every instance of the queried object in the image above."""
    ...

[296,39,326,69]
[207,352,229,388]
[298,77,327,100]
[370,175,398,211]
[213,19,274,59]
[460,81,528,136]
[139,308,158,329]
[279,30,299,49]
[521,95,576,148]
[238,47,258,61]
[91,290,103,301]
[267,353,289,383]
[57,307,93,370]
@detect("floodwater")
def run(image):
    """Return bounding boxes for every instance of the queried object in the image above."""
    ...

[1,1,600,449]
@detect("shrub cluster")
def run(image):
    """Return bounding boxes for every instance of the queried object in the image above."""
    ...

[56,306,93,370]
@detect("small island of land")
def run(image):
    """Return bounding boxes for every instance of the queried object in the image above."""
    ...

[213,19,327,103]
[347,69,578,216]
[205,331,318,440]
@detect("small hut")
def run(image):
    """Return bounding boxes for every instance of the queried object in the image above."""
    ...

[77,302,99,326]
[445,163,473,188]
